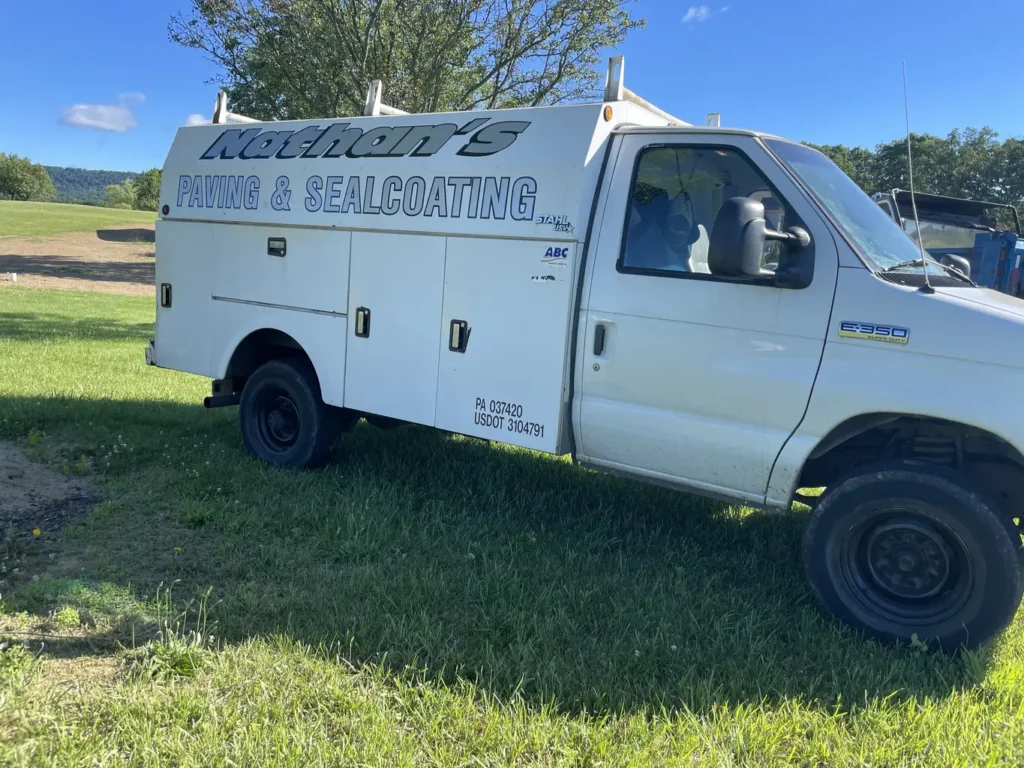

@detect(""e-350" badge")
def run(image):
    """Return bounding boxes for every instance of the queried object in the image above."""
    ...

[838,321,909,344]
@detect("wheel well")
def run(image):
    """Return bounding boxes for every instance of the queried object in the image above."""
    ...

[799,414,1024,515]
[223,329,316,393]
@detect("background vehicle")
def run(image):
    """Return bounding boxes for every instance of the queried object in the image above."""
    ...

[873,188,1024,295]
[150,57,1024,654]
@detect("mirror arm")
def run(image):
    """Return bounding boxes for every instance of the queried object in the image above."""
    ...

[764,226,811,248]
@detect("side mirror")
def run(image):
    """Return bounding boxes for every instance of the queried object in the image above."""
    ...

[940,253,971,280]
[708,197,812,288]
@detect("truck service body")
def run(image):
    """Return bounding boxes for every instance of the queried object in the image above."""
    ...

[152,61,1024,652]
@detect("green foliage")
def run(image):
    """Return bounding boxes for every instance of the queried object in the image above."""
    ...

[807,127,1024,224]
[133,168,162,211]
[0,154,56,202]
[105,179,137,209]
[0,641,37,686]
[169,0,644,119]
[124,588,215,681]
[103,169,160,211]
[53,605,82,630]
[44,166,137,203]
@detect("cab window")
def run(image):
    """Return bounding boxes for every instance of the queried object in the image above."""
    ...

[620,146,791,276]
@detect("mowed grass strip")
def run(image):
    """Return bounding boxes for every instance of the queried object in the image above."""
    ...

[1,287,1024,766]
[0,200,156,239]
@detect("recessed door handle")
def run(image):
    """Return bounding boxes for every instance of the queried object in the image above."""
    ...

[593,324,606,356]
[355,307,370,338]
[267,237,286,257]
[449,319,470,352]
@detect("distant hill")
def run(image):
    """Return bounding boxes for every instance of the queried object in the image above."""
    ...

[44,166,139,203]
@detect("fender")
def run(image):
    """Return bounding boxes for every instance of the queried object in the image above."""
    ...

[767,343,1024,508]
[211,304,348,407]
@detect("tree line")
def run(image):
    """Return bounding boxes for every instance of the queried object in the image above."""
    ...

[0,154,161,211]
[0,154,57,202]
[808,128,1024,215]
[103,170,161,211]
[44,166,138,203]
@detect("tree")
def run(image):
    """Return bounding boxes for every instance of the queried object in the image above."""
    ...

[44,166,137,202]
[805,143,877,191]
[169,0,644,120]
[105,179,138,209]
[0,154,57,201]
[133,168,162,211]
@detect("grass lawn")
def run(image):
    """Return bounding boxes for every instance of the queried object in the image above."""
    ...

[2,287,1024,766]
[0,200,156,239]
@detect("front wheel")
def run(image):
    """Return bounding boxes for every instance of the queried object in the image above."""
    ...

[803,460,1023,652]
[239,358,348,469]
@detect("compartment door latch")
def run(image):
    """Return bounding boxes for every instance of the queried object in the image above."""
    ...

[449,319,470,353]
[355,307,371,338]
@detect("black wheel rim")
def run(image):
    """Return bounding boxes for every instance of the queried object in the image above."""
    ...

[840,505,974,625]
[254,388,300,454]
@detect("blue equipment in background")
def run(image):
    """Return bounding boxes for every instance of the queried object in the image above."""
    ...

[872,189,1024,297]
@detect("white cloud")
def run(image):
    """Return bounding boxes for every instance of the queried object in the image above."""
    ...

[682,5,711,22]
[58,92,145,132]
[59,104,137,132]
[184,113,209,127]
[720,5,730,11]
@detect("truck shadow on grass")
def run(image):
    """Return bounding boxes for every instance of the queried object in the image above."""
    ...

[0,395,997,715]
[95,228,155,244]
[0,311,154,341]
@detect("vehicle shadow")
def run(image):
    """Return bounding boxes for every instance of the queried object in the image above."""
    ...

[0,311,153,341]
[95,228,155,244]
[0,256,154,287]
[0,395,993,715]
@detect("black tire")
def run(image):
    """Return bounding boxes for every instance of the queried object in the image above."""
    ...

[239,358,345,469]
[803,460,1023,653]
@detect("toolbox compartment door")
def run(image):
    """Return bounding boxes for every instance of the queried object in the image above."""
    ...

[434,237,575,453]
[344,231,446,426]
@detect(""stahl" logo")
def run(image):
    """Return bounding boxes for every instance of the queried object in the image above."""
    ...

[199,118,531,161]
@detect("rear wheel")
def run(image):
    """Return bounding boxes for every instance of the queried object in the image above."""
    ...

[239,358,349,469]
[803,460,1023,652]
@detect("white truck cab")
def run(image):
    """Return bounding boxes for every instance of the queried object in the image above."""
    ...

[151,57,1024,653]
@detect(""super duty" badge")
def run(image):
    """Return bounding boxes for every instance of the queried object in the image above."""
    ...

[838,321,909,344]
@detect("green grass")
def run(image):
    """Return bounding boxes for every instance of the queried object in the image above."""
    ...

[0,200,156,238]
[2,287,1024,765]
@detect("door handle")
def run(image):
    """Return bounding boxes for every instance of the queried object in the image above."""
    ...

[355,307,371,338]
[267,237,286,257]
[449,319,470,352]
[593,323,606,356]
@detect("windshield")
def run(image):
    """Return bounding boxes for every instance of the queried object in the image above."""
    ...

[762,139,931,272]
[903,219,979,251]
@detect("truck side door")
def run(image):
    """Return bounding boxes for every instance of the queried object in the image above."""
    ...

[575,133,838,504]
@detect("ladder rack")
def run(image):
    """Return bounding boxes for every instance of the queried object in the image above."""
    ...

[603,56,685,125]
[211,92,260,125]
[363,80,410,117]
[208,56,686,125]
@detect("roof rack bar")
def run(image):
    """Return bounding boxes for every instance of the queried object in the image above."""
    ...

[212,92,260,125]
[603,56,684,125]
[363,80,410,117]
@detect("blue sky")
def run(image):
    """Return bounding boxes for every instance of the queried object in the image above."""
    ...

[1,0,1021,172]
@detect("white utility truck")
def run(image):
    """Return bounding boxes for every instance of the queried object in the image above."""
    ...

[152,57,1024,652]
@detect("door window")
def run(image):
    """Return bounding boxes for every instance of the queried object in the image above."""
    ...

[619,146,791,276]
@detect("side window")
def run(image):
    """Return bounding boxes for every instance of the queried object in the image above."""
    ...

[620,146,791,276]
[876,199,897,222]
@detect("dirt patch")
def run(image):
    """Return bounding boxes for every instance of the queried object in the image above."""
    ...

[0,224,155,296]
[38,655,120,691]
[0,442,98,541]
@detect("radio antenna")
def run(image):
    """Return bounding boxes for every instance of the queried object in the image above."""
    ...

[902,61,933,294]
